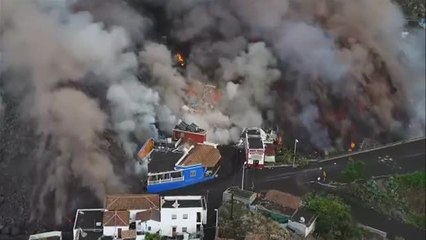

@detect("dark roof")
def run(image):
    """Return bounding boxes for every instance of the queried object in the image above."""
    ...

[103,210,129,226]
[181,144,221,168]
[136,209,161,222]
[247,129,260,135]
[162,199,203,208]
[248,137,263,149]
[291,207,317,227]
[174,121,205,133]
[74,209,104,230]
[105,194,160,210]
[148,150,183,173]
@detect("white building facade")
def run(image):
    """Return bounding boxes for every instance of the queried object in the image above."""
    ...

[160,196,207,239]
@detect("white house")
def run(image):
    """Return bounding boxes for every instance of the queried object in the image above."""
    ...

[160,195,207,239]
[287,207,318,238]
[136,209,161,234]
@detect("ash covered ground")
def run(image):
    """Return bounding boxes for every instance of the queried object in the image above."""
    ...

[0,0,425,237]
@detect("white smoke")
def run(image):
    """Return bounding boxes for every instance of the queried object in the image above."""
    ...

[107,79,160,157]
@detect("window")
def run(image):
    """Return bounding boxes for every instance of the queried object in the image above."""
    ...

[183,214,188,219]
[196,212,201,222]
[148,226,151,231]
[190,170,196,177]
[182,227,187,232]
[172,214,177,220]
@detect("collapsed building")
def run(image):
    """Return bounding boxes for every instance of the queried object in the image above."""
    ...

[137,121,221,193]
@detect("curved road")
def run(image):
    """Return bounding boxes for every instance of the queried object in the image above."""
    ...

[164,138,425,240]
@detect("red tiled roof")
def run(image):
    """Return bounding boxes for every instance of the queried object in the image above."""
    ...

[182,144,221,168]
[103,211,129,226]
[135,209,161,222]
[264,190,302,210]
[105,194,160,211]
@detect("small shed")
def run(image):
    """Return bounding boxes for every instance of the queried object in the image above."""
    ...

[223,187,257,205]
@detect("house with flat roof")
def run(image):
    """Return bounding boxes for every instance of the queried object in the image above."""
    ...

[160,195,207,239]
[222,187,257,205]
[73,209,109,240]
[287,207,318,238]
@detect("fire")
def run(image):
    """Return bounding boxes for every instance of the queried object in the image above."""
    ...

[348,142,356,151]
[176,52,185,67]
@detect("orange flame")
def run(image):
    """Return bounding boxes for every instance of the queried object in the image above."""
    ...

[176,52,185,67]
[348,142,356,151]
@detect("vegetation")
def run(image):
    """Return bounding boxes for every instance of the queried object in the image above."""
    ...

[218,200,289,240]
[343,171,425,229]
[304,193,362,240]
[274,148,309,167]
[341,158,365,182]
[394,0,425,18]
[145,232,161,240]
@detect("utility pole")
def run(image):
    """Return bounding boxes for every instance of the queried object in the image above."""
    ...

[214,209,219,238]
[230,193,234,220]
[241,162,246,190]
[293,139,299,168]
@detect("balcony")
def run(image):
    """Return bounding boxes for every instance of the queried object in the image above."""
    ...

[148,176,184,185]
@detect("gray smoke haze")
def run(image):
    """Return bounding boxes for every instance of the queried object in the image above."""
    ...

[0,0,144,223]
[0,95,4,120]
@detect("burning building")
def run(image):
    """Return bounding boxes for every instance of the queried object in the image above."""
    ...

[241,127,281,168]
[172,120,207,144]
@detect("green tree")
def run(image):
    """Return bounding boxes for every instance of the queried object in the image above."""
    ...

[305,194,361,240]
[342,159,365,182]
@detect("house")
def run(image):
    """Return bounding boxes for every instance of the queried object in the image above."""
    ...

[287,207,318,238]
[103,194,161,239]
[144,141,221,193]
[173,121,207,143]
[73,209,108,240]
[240,128,281,168]
[222,187,257,205]
[160,195,207,239]
[29,231,62,240]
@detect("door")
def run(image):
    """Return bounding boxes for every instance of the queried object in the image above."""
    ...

[196,212,201,222]
[117,228,122,238]
[172,226,177,236]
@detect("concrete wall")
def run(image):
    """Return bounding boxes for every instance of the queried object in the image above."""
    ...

[103,226,129,238]
[160,207,205,237]
[288,219,316,238]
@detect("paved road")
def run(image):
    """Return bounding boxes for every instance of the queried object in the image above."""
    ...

[164,138,425,240]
